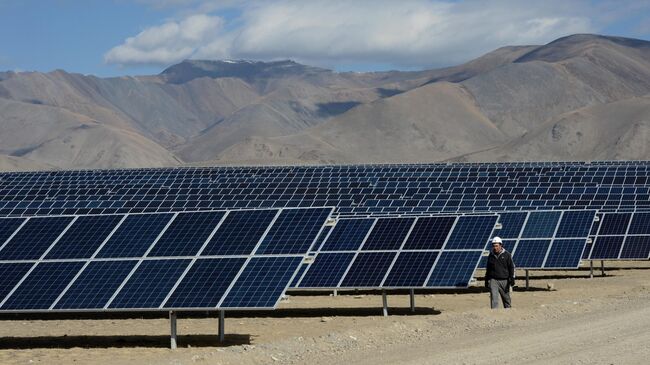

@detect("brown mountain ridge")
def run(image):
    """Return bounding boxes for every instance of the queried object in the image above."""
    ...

[1,34,649,170]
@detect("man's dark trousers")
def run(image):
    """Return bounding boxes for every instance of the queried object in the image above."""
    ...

[489,278,511,309]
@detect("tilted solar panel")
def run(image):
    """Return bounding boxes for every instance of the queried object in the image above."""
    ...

[588,212,650,260]
[479,210,597,269]
[0,207,333,312]
[293,213,498,289]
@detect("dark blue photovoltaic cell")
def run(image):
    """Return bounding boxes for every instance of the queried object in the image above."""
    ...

[383,251,439,287]
[340,252,396,287]
[2,261,84,310]
[0,217,74,260]
[544,239,586,268]
[444,216,497,249]
[164,258,246,308]
[220,256,303,308]
[109,259,191,309]
[627,213,650,235]
[148,212,225,257]
[96,214,174,258]
[201,210,277,256]
[0,263,33,303]
[496,213,527,239]
[513,240,551,268]
[310,225,332,251]
[298,253,356,288]
[362,218,415,251]
[521,211,561,238]
[320,219,374,251]
[45,215,124,259]
[598,213,631,235]
[54,260,137,309]
[403,216,455,250]
[290,263,309,287]
[0,218,26,247]
[555,211,595,238]
[256,208,331,254]
[426,251,482,287]
[620,236,650,259]
[590,236,624,259]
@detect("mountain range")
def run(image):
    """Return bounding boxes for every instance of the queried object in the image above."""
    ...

[1,34,649,171]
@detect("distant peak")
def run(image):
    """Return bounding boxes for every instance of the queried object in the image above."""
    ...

[160,59,328,84]
[514,33,650,63]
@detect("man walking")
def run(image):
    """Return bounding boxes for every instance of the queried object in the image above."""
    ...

[485,237,515,309]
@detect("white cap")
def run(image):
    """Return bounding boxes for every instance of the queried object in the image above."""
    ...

[492,236,503,244]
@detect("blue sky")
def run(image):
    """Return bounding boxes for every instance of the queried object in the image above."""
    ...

[0,0,648,77]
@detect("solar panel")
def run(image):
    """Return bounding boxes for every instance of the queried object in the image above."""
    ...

[294,213,498,289]
[588,211,650,260]
[340,252,397,287]
[147,212,226,257]
[320,219,374,251]
[478,210,596,269]
[45,215,124,259]
[255,208,332,254]
[201,210,277,256]
[361,218,414,251]
[426,251,483,287]
[0,216,74,260]
[95,213,174,258]
[219,256,304,309]
[0,207,333,312]
[163,258,246,308]
[4,162,650,219]
[54,260,138,309]
[1,261,85,310]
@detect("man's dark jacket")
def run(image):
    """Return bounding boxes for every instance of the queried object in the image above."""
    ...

[485,250,515,286]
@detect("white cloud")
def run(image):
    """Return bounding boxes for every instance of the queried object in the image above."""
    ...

[104,14,223,65]
[107,0,598,69]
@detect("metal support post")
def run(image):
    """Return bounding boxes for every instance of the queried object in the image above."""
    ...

[589,260,594,279]
[601,260,605,277]
[525,269,530,289]
[218,310,225,343]
[409,289,415,313]
[333,289,338,297]
[382,290,388,317]
[170,311,177,350]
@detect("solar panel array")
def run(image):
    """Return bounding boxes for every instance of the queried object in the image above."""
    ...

[0,207,333,312]
[292,214,498,289]
[1,162,650,219]
[478,210,597,269]
[587,212,650,260]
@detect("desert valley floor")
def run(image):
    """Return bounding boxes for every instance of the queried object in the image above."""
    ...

[1,261,648,365]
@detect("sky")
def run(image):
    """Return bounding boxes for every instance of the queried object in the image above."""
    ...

[0,0,649,77]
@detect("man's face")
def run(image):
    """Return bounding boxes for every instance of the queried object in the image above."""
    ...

[492,243,502,253]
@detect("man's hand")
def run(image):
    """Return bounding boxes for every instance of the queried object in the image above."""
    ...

[508,278,515,287]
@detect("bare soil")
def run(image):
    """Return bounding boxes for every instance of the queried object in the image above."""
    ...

[1,261,649,365]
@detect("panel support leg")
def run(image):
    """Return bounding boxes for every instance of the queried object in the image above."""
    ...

[382,290,388,317]
[409,289,415,313]
[333,289,338,297]
[589,260,594,279]
[170,311,177,350]
[218,310,225,343]
[525,269,530,289]
[601,260,605,277]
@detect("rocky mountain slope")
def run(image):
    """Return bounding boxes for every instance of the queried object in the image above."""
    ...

[1,34,649,170]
